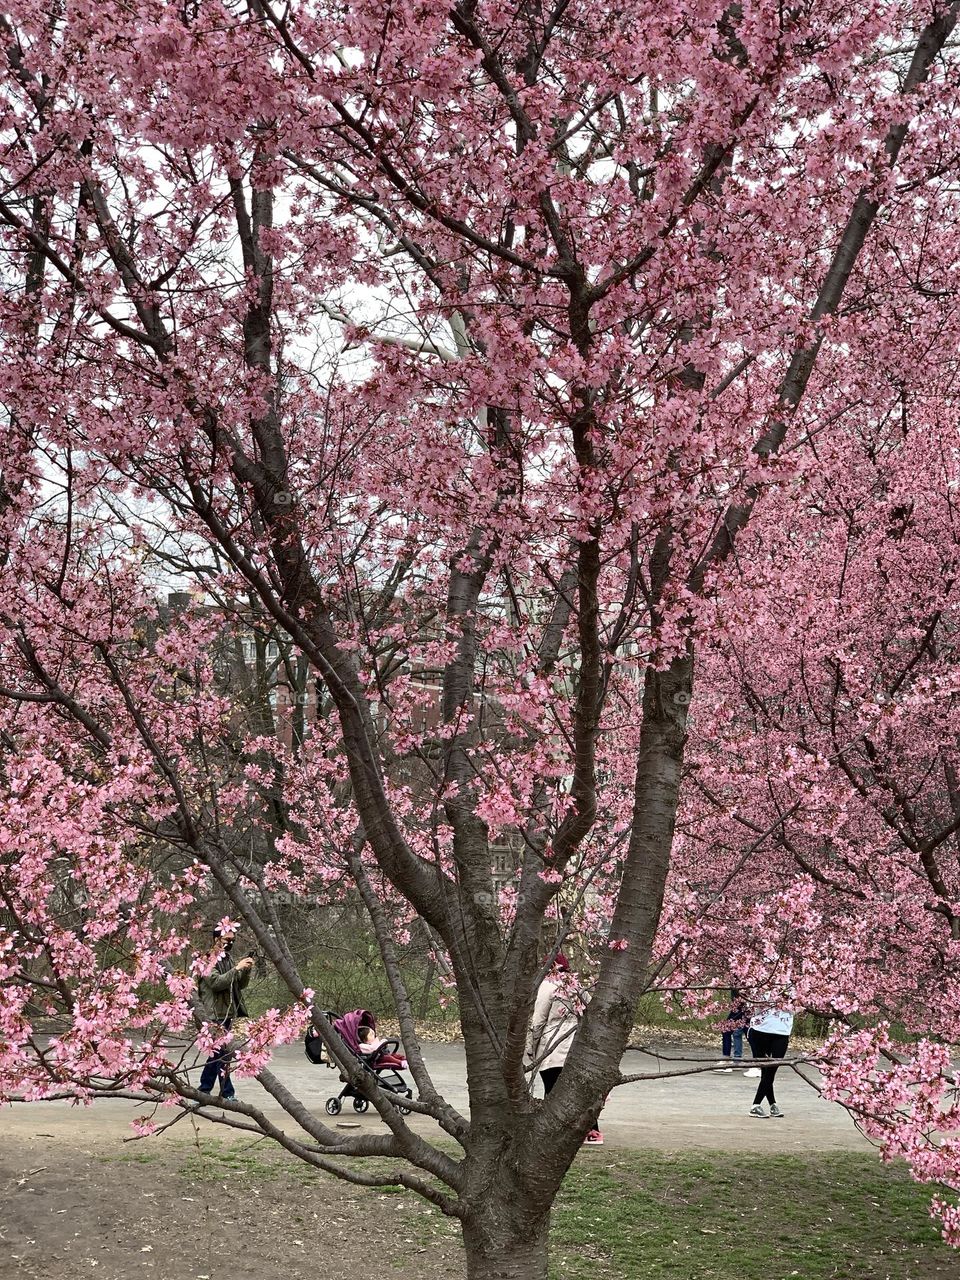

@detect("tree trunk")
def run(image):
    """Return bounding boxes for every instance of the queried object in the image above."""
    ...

[417,955,436,1018]
[461,1213,550,1280]
[458,1124,557,1280]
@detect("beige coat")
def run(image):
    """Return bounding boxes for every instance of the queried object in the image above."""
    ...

[526,976,580,1072]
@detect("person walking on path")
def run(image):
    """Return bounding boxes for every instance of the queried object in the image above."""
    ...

[195,935,254,1101]
[746,1000,794,1118]
[525,953,604,1145]
[716,987,750,1070]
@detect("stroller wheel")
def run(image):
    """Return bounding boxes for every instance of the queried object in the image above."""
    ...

[353,1098,369,1113]
[398,1090,413,1117]
[325,1097,342,1115]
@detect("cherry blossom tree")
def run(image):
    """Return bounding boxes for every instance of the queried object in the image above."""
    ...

[672,334,960,1236]
[1,2,960,1276]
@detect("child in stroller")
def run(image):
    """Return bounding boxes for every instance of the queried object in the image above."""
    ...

[357,1023,407,1069]
[304,1009,414,1116]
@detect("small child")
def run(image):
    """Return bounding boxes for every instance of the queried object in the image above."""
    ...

[357,1024,407,1070]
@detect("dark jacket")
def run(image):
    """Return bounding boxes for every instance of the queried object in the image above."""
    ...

[197,954,251,1023]
[726,987,750,1026]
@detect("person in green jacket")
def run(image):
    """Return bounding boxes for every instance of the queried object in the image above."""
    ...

[196,936,254,1101]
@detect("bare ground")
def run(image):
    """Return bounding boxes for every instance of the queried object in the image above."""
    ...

[0,1131,464,1280]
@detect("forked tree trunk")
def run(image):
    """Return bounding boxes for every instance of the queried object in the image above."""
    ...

[452,660,694,1280]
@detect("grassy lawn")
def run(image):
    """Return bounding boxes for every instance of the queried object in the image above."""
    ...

[550,1151,960,1280]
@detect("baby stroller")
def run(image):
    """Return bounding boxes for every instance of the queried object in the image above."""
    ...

[304,1009,414,1116]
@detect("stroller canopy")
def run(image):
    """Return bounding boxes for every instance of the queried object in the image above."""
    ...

[334,1009,376,1054]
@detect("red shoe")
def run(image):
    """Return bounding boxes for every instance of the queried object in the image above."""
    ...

[583,1129,604,1145]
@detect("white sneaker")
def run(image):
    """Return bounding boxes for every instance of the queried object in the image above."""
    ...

[769,1104,784,1118]
[744,1067,761,1077]
[749,1105,768,1119]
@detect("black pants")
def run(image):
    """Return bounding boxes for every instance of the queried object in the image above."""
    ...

[540,1067,563,1095]
[748,1029,790,1105]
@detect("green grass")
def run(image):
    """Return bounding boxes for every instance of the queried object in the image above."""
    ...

[101,1148,161,1166]
[548,1152,960,1280]
[178,1140,292,1183]
[170,1136,423,1195]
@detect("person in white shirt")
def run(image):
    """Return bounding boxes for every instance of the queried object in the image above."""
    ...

[746,1001,794,1119]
